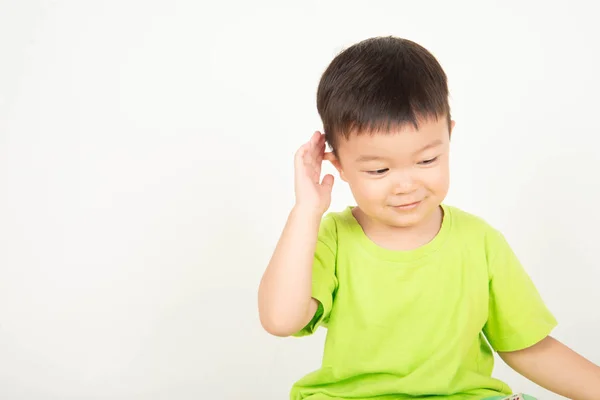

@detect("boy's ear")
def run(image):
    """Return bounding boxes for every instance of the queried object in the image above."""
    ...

[324,152,347,182]
[449,120,456,138]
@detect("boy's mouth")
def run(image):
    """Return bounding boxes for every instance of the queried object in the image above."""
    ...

[391,200,421,210]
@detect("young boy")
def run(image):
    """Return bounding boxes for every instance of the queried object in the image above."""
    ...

[257,36,600,400]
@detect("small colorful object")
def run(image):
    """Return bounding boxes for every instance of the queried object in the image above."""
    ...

[485,394,535,400]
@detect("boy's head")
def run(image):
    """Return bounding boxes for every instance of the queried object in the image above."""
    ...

[317,36,454,229]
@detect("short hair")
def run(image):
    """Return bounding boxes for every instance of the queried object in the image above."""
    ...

[316,36,451,154]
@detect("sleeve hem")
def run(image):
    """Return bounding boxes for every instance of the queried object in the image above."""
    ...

[491,319,558,353]
[292,295,329,337]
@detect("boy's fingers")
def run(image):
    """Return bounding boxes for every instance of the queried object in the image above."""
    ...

[294,143,309,169]
[300,132,325,168]
[316,141,326,162]
[310,131,320,146]
[309,131,321,157]
[321,174,334,188]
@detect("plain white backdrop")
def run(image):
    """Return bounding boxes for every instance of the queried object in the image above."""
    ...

[1,1,599,399]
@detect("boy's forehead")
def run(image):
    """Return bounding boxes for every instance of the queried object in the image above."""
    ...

[338,119,449,158]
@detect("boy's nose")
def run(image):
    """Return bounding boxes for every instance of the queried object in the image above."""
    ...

[392,178,417,195]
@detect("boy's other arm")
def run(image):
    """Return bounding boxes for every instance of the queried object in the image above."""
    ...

[499,336,600,399]
[258,206,321,337]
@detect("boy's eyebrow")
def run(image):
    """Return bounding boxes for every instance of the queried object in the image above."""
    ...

[355,155,386,162]
[415,139,443,153]
[355,139,444,162]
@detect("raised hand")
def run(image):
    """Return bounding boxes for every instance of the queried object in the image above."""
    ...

[293,131,335,215]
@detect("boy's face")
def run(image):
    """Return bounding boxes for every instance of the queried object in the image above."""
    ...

[331,117,454,229]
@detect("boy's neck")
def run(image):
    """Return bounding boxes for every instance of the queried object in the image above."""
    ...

[352,206,444,251]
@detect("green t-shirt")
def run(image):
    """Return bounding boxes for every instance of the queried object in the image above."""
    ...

[290,204,557,400]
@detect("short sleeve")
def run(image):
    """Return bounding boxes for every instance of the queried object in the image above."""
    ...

[293,213,339,337]
[482,229,558,352]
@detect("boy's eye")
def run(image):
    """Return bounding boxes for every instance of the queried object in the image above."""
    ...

[418,157,438,165]
[366,168,389,175]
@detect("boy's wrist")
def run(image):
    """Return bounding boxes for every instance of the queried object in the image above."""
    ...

[291,204,325,222]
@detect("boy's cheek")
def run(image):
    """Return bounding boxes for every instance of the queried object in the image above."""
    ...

[353,180,387,203]
[424,167,450,193]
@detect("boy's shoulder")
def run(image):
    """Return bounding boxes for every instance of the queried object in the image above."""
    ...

[444,204,513,252]
[317,206,354,238]
[322,206,354,224]
[444,204,497,232]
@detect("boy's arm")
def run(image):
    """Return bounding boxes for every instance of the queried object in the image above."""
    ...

[258,132,334,337]
[499,336,600,399]
[258,206,321,337]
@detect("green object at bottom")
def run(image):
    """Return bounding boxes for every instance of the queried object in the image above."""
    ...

[483,396,536,400]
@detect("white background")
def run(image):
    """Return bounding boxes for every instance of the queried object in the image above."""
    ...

[1,1,599,399]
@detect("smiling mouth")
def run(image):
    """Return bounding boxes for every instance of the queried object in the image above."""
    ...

[391,201,421,209]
